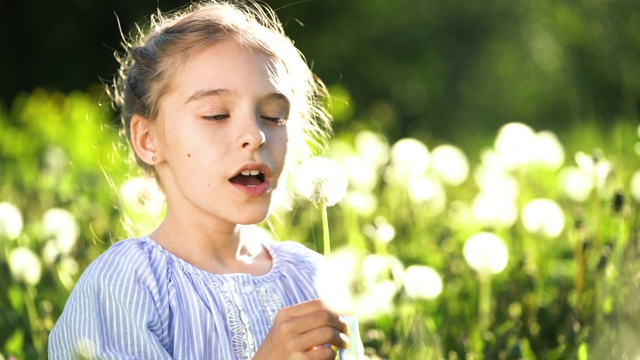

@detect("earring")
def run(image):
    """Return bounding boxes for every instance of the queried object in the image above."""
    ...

[151,156,157,162]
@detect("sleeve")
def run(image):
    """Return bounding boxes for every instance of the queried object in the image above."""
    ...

[48,244,172,359]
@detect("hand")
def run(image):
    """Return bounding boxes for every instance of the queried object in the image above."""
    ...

[253,299,350,360]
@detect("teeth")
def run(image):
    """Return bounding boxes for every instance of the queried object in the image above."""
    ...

[240,170,262,176]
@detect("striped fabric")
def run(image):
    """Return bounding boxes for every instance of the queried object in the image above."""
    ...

[48,236,331,359]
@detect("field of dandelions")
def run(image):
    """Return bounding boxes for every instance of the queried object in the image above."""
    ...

[1,89,639,359]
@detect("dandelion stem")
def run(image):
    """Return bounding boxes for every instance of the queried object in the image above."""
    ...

[320,202,331,257]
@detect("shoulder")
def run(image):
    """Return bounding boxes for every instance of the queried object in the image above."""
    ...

[74,237,163,296]
[269,240,323,274]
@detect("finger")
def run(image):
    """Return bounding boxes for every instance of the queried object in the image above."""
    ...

[296,310,349,336]
[276,299,326,319]
[297,327,350,351]
[305,346,338,360]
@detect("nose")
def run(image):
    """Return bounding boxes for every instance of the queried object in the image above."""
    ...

[240,116,266,150]
[242,130,266,149]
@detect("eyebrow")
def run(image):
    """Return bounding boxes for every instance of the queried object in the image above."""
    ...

[185,88,291,108]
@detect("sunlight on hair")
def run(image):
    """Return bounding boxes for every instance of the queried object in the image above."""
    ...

[8,247,42,286]
[557,166,593,202]
[120,176,166,214]
[494,122,538,170]
[521,199,565,238]
[386,138,430,185]
[463,232,509,275]
[293,157,348,206]
[431,144,469,186]
[0,202,23,240]
[402,265,443,300]
[43,208,79,255]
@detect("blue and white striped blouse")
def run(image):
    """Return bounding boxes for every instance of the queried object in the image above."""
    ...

[48,236,330,359]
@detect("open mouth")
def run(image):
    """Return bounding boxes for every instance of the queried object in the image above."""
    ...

[230,169,266,187]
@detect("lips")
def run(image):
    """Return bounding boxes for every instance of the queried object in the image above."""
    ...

[229,163,272,194]
[230,169,266,186]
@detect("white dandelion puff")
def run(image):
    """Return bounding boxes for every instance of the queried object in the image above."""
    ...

[386,138,430,185]
[293,157,348,206]
[535,131,565,170]
[463,232,509,275]
[630,170,640,203]
[494,122,538,169]
[8,247,42,286]
[0,202,23,240]
[521,199,565,238]
[431,144,469,186]
[557,166,593,202]
[43,208,79,254]
[402,265,443,300]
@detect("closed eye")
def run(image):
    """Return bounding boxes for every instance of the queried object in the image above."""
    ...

[202,114,229,121]
[261,115,287,126]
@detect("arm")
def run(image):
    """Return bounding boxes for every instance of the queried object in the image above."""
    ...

[252,299,350,360]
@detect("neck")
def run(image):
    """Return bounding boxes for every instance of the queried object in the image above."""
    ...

[150,210,269,275]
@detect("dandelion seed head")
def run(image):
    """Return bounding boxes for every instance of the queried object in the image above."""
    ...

[359,280,397,320]
[317,249,361,314]
[354,130,390,168]
[120,176,166,215]
[43,208,79,254]
[386,138,430,185]
[402,265,443,300]
[293,157,348,206]
[8,247,42,286]
[558,166,593,202]
[463,232,509,275]
[408,176,447,216]
[522,198,565,238]
[341,154,379,192]
[42,240,60,266]
[535,131,565,170]
[494,122,538,169]
[431,144,469,186]
[0,202,23,240]
[473,166,520,199]
[630,170,640,203]
[343,192,378,217]
[472,191,518,228]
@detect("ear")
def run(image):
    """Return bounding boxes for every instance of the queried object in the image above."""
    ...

[130,114,160,165]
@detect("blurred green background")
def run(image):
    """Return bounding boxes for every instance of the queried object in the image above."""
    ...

[1,0,639,359]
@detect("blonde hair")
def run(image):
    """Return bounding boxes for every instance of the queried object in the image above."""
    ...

[109,0,332,176]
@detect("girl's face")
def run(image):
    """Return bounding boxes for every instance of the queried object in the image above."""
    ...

[151,39,290,228]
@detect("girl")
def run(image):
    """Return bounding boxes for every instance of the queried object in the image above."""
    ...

[48,1,354,359]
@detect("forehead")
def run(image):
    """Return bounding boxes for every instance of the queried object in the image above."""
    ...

[168,39,293,99]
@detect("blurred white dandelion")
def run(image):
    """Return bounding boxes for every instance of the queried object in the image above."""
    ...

[494,122,538,170]
[8,247,43,286]
[293,157,348,206]
[408,175,447,216]
[0,202,23,240]
[363,217,396,244]
[472,191,519,229]
[630,170,640,203]
[535,131,565,170]
[343,191,378,217]
[557,166,593,202]
[43,208,79,254]
[473,165,520,199]
[386,138,430,185]
[463,232,509,275]
[574,151,611,190]
[521,198,565,238]
[430,144,470,186]
[317,248,361,314]
[402,265,443,300]
[354,130,390,168]
[340,154,379,192]
[362,254,404,288]
[120,176,166,215]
